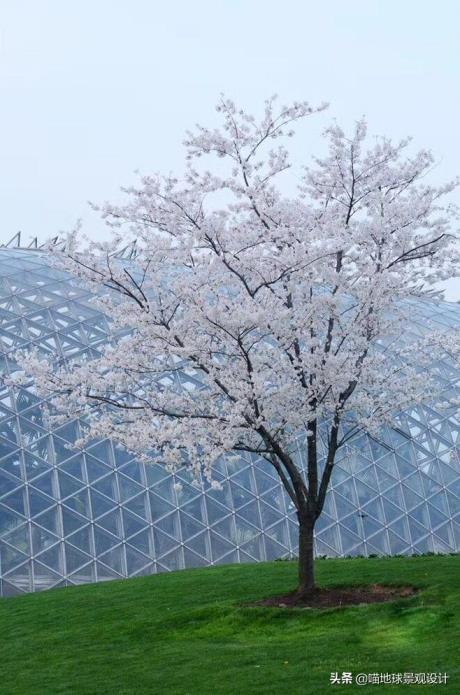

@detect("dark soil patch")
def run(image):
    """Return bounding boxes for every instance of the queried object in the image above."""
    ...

[249,584,418,609]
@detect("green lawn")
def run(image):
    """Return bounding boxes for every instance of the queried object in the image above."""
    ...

[1,555,459,694]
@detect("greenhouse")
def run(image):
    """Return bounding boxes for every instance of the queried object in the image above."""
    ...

[0,247,459,596]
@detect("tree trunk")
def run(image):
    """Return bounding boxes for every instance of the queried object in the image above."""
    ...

[297,515,316,596]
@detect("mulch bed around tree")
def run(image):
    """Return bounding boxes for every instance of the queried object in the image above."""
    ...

[248,584,418,609]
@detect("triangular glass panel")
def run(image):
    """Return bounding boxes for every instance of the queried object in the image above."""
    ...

[64,544,93,574]
[388,529,408,555]
[447,478,460,498]
[445,491,459,518]
[426,503,448,530]
[228,468,255,492]
[0,417,18,444]
[206,479,233,508]
[340,513,362,537]
[68,562,95,584]
[259,486,286,512]
[179,512,206,540]
[264,520,288,545]
[361,515,384,538]
[118,474,143,502]
[129,529,152,556]
[153,528,177,557]
[117,461,143,484]
[232,549,251,564]
[33,507,60,536]
[264,536,288,560]
[96,561,121,581]
[91,474,118,501]
[205,497,232,525]
[23,452,51,481]
[86,441,113,466]
[99,546,124,575]
[433,523,454,547]
[182,548,208,568]
[149,477,175,502]
[1,520,29,551]
[60,454,86,482]
[52,435,76,462]
[382,499,405,524]
[36,543,63,572]
[407,517,429,544]
[238,536,262,559]
[28,489,55,515]
[384,484,406,511]
[149,491,175,521]
[97,510,123,538]
[394,454,416,479]
[18,417,48,446]
[61,507,87,536]
[125,546,150,574]
[209,531,236,560]
[426,491,449,515]
[236,501,261,528]
[66,526,92,552]
[227,483,254,509]
[184,531,208,558]
[158,548,183,571]
[0,543,29,573]
[124,493,148,519]
[89,489,115,519]
[259,501,283,529]
[235,514,260,545]
[32,560,62,586]
[0,437,17,460]
[62,489,90,517]
[155,512,181,541]
[440,462,459,486]
[409,504,430,528]
[253,469,280,495]
[144,463,170,487]
[401,484,424,512]
[27,435,52,462]
[0,451,22,480]
[388,517,410,542]
[94,527,120,555]
[31,471,55,498]
[121,509,148,539]
[333,492,357,519]
[338,527,363,553]
[175,481,202,505]
[0,469,22,499]
[85,454,113,483]
[3,562,32,591]
[2,488,26,516]
[181,497,206,523]
[211,516,234,539]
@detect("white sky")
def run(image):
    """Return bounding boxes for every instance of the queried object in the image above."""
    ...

[0,0,459,298]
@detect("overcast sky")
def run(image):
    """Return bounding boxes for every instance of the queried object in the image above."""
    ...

[1,0,459,298]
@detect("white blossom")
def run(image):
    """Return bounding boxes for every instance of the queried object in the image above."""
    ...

[12,96,460,593]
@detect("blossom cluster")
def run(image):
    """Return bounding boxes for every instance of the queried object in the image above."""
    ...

[13,96,460,504]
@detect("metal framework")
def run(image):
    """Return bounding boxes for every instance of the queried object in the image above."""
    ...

[0,232,138,259]
[0,247,458,596]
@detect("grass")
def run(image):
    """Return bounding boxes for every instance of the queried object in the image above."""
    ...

[1,555,459,694]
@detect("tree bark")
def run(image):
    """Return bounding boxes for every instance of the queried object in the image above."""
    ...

[297,514,316,596]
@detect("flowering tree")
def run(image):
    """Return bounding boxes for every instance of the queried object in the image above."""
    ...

[16,97,460,596]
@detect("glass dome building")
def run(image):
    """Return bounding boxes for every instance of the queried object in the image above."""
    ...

[0,246,459,596]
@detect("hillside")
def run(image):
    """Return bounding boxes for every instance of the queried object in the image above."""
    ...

[1,556,459,694]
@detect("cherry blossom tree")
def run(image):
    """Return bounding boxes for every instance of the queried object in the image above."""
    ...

[15,97,460,596]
